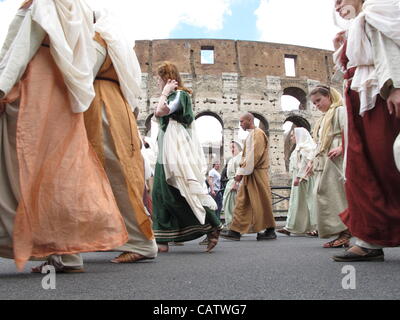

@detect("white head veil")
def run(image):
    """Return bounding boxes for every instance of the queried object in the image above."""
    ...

[231,140,243,152]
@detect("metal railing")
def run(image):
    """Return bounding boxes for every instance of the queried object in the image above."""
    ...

[218,185,292,220]
[271,186,291,217]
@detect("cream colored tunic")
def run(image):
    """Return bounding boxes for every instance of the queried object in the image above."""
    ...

[222,152,242,227]
[285,150,316,234]
[313,106,348,238]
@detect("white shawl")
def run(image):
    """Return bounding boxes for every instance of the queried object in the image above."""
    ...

[335,0,400,116]
[294,127,316,161]
[236,129,256,176]
[31,0,96,113]
[162,120,217,225]
[94,9,142,112]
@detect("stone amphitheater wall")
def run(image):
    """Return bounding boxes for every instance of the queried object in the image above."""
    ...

[134,39,342,186]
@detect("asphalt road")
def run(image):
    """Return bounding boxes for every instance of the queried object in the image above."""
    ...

[1,230,400,300]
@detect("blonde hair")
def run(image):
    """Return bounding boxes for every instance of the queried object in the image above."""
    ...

[311,85,343,155]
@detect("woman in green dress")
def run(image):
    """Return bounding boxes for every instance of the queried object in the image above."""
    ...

[152,62,222,253]
[222,140,243,229]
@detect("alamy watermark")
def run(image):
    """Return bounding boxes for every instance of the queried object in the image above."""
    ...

[341,265,356,290]
[41,265,56,290]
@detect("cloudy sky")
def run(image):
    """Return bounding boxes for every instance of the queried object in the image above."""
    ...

[0,0,340,145]
[0,0,340,50]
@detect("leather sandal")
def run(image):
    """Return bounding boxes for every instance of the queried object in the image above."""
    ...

[157,244,169,253]
[333,246,384,262]
[199,237,209,246]
[306,230,318,237]
[206,229,220,253]
[323,230,351,248]
[111,252,155,264]
[31,261,84,273]
[277,228,291,236]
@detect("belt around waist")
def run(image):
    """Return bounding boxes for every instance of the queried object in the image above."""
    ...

[95,77,119,85]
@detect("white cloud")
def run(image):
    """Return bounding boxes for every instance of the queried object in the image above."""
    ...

[0,0,233,46]
[86,0,232,42]
[255,0,341,50]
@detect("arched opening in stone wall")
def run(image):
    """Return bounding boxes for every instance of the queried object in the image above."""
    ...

[142,114,159,167]
[281,87,307,111]
[282,115,312,171]
[237,112,269,141]
[284,115,311,132]
[144,113,159,141]
[253,112,269,135]
[195,112,224,167]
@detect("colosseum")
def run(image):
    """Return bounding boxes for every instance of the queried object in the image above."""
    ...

[134,39,341,188]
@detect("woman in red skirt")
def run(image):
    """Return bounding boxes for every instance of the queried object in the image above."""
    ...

[332,0,400,262]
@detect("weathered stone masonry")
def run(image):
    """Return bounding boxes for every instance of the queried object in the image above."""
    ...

[134,39,341,186]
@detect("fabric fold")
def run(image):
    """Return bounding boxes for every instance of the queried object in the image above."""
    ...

[336,0,400,115]
[31,0,96,113]
[162,120,217,225]
[94,9,142,113]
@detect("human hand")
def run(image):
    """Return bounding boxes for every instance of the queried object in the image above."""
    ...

[210,190,216,197]
[388,88,400,119]
[232,181,240,191]
[305,161,314,177]
[234,175,243,183]
[333,31,346,51]
[162,79,178,97]
[293,177,300,187]
[328,146,343,159]
[20,0,33,9]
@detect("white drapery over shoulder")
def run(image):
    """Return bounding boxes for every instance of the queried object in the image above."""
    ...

[94,9,142,112]
[237,129,256,176]
[294,127,317,161]
[334,0,400,116]
[162,120,217,225]
[31,0,96,113]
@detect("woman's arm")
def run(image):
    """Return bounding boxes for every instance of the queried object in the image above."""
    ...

[328,107,345,159]
[366,23,400,118]
[155,79,178,117]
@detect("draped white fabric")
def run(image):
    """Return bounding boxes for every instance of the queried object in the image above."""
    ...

[31,0,96,113]
[394,133,400,172]
[94,9,142,112]
[0,9,46,99]
[236,129,256,176]
[162,120,217,225]
[335,0,400,116]
[294,127,317,161]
